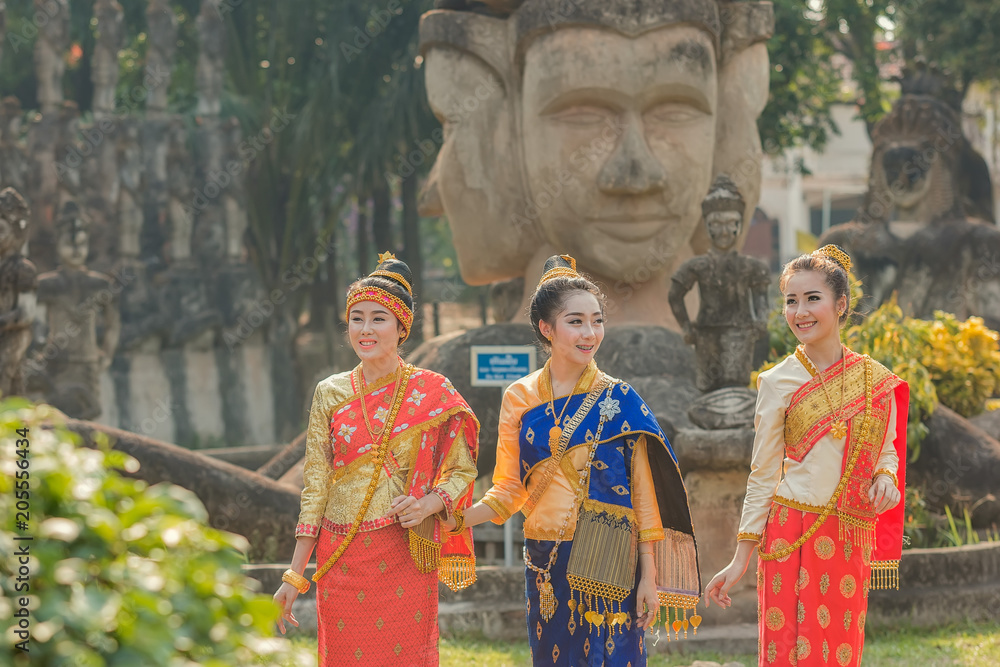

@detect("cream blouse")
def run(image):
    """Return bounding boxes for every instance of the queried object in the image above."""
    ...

[737,352,898,539]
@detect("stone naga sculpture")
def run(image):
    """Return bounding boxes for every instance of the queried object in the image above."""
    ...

[35,202,121,419]
[0,187,37,397]
[418,0,774,328]
[669,174,770,394]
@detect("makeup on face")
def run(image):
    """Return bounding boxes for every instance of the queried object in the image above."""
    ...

[348,301,402,361]
[545,291,605,367]
[782,271,845,347]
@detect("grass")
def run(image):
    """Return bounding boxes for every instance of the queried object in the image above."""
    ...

[267,621,1000,666]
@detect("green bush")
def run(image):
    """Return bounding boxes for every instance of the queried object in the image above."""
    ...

[0,400,289,666]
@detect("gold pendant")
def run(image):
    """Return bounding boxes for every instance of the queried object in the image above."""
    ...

[538,580,557,622]
[548,425,562,452]
[831,420,847,439]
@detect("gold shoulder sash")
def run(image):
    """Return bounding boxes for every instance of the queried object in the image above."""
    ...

[784,348,897,462]
[522,374,614,517]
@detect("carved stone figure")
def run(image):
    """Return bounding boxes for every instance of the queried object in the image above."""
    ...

[145,0,178,113]
[195,0,225,117]
[91,0,124,116]
[35,202,121,419]
[166,118,193,262]
[821,78,1000,330]
[0,188,37,397]
[33,0,69,113]
[0,97,27,193]
[117,118,144,261]
[669,175,770,394]
[221,117,248,261]
[418,0,774,328]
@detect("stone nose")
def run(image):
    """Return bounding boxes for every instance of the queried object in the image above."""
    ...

[882,146,928,189]
[596,119,667,196]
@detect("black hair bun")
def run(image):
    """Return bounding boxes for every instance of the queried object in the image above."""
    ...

[541,254,574,273]
[375,257,413,293]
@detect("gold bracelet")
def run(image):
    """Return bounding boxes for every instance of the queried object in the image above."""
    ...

[449,508,466,535]
[873,469,898,488]
[282,568,310,594]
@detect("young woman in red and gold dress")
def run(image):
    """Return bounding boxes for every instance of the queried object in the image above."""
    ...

[272,253,479,666]
[706,245,908,667]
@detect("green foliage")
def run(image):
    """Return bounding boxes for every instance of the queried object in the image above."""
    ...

[904,487,999,549]
[759,0,844,154]
[897,0,1000,95]
[0,400,287,666]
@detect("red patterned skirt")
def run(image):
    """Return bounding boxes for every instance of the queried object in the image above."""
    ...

[757,503,871,667]
[315,522,439,666]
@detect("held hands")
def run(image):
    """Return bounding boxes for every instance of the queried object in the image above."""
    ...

[390,494,440,529]
[272,583,300,634]
[869,474,901,514]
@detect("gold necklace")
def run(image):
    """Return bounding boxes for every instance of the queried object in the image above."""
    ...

[358,359,405,440]
[525,382,615,623]
[545,362,592,452]
[798,346,848,439]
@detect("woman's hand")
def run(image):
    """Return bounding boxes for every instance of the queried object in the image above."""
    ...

[634,574,660,630]
[869,474,901,514]
[390,494,444,529]
[440,514,458,532]
[704,541,755,609]
[272,582,300,634]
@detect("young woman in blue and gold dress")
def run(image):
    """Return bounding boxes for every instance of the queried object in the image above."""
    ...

[443,255,701,666]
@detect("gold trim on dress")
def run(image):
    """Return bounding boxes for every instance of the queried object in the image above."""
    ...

[483,495,513,523]
[760,357,874,562]
[639,528,665,543]
[873,468,898,488]
[737,532,762,543]
[869,560,900,590]
[773,495,834,516]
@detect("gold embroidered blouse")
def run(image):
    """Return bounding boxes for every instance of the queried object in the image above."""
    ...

[481,361,664,543]
[738,351,898,539]
[295,370,478,537]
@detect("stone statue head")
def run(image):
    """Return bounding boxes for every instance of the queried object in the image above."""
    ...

[419,0,773,288]
[55,201,89,269]
[860,94,965,226]
[0,187,30,257]
[702,173,744,252]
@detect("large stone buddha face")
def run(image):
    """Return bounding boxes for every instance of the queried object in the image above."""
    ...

[419,1,772,300]
[521,26,716,281]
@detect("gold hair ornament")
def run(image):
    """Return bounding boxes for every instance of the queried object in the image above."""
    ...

[369,270,412,295]
[812,245,853,274]
[538,254,580,286]
[377,251,397,263]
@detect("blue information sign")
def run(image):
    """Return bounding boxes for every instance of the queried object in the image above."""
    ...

[470,346,537,387]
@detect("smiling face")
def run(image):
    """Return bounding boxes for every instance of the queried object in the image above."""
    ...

[537,290,605,368]
[521,26,717,282]
[782,271,847,347]
[348,300,403,365]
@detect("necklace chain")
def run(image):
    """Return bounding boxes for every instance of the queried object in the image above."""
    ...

[524,382,615,579]
[798,345,848,438]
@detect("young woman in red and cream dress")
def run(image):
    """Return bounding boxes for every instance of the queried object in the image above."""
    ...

[705,245,909,667]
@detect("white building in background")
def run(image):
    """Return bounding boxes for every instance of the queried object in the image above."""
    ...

[758,85,1000,266]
